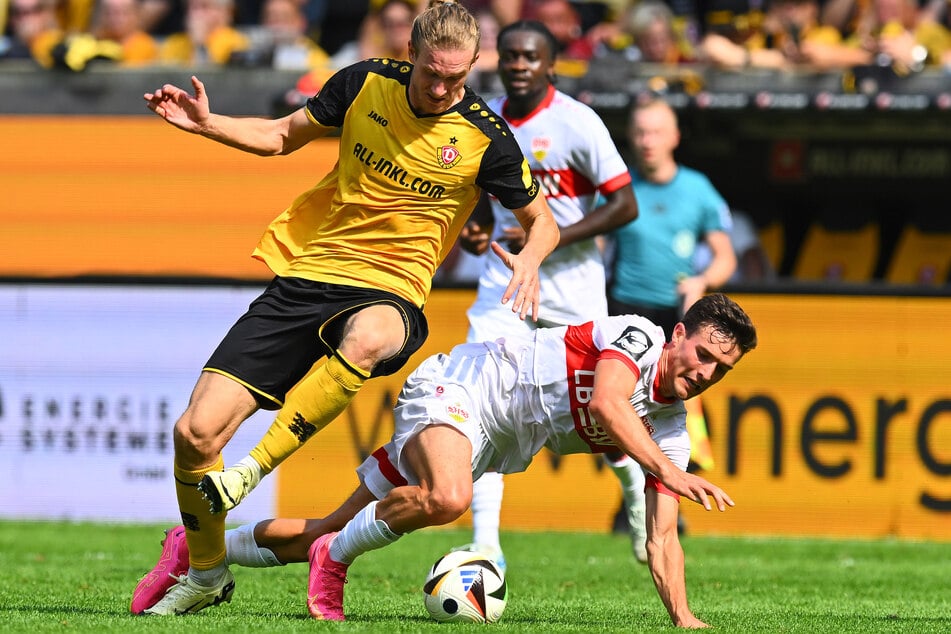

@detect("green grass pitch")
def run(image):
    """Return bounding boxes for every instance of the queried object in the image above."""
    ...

[1,520,949,633]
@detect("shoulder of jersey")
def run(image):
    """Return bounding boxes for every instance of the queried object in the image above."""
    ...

[550,90,602,122]
[459,91,514,142]
[356,57,414,83]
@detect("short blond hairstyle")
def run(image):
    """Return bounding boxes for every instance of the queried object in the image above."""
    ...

[411,0,480,57]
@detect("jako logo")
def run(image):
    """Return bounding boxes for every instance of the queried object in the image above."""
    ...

[368,110,388,126]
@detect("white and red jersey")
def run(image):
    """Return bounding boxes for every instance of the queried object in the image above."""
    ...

[357,314,689,499]
[467,86,632,338]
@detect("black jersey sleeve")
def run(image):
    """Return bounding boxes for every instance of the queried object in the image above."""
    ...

[465,93,540,210]
[304,60,378,128]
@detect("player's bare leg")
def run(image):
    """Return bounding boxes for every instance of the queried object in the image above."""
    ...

[200,304,405,513]
[249,484,377,564]
[308,425,474,620]
[138,372,256,615]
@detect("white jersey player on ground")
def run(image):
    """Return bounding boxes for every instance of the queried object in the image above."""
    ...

[457,21,641,564]
[140,293,758,627]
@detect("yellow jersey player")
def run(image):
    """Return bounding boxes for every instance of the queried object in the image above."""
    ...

[132,0,559,616]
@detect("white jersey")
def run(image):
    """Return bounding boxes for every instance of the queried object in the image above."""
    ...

[358,314,690,499]
[466,86,632,340]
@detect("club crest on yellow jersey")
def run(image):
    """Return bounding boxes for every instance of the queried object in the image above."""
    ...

[438,145,462,169]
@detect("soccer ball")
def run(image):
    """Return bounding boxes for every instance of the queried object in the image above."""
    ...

[422,550,507,623]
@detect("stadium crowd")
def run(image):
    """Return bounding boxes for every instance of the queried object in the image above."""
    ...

[3,0,948,288]
[3,0,951,75]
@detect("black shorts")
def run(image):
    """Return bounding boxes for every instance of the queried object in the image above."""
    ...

[205,277,429,410]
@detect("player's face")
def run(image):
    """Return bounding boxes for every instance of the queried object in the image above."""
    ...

[660,323,743,400]
[629,103,680,174]
[497,30,554,104]
[408,44,478,115]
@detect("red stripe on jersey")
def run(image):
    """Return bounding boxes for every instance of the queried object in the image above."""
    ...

[533,167,597,198]
[565,323,616,452]
[599,349,642,379]
[646,472,680,501]
[599,170,633,196]
[372,446,407,487]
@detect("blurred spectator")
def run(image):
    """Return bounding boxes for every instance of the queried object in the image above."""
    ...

[850,0,951,72]
[327,0,416,68]
[57,0,97,33]
[530,0,594,76]
[158,0,250,65]
[472,7,500,71]
[139,0,185,35]
[622,0,697,62]
[2,0,64,66]
[359,0,416,61]
[700,0,871,69]
[534,0,593,58]
[459,0,526,27]
[552,0,635,54]
[90,0,159,65]
[700,0,766,47]
[4,0,131,71]
[252,0,330,69]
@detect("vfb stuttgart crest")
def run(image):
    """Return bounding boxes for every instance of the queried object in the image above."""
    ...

[437,145,462,169]
[531,136,551,162]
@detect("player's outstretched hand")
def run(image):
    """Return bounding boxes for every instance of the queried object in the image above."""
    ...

[672,472,734,512]
[490,240,542,322]
[143,75,210,133]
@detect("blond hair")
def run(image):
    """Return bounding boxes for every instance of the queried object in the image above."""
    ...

[411,0,480,57]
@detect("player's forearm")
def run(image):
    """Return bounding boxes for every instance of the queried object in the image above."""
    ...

[197,113,289,156]
[556,188,638,249]
[517,200,560,264]
[593,402,679,483]
[648,538,695,627]
[701,253,737,289]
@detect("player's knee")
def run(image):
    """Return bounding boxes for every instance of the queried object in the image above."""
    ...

[173,410,227,459]
[338,305,406,370]
[421,487,471,526]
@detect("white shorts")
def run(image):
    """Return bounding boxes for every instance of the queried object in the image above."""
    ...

[653,425,690,472]
[644,418,691,499]
[356,352,502,499]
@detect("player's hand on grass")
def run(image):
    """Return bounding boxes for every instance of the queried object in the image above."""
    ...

[144,76,210,134]
[674,613,711,629]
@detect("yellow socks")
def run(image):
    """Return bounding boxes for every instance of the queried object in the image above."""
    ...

[175,455,227,570]
[249,354,370,474]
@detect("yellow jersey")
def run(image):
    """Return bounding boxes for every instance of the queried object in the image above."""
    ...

[254,58,538,307]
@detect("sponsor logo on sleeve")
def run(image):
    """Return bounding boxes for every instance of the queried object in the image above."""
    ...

[611,326,652,360]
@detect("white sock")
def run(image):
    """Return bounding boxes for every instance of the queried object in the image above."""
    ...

[471,471,504,550]
[225,522,283,568]
[189,564,228,587]
[235,455,264,484]
[608,454,646,509]
[330,501,400,564]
